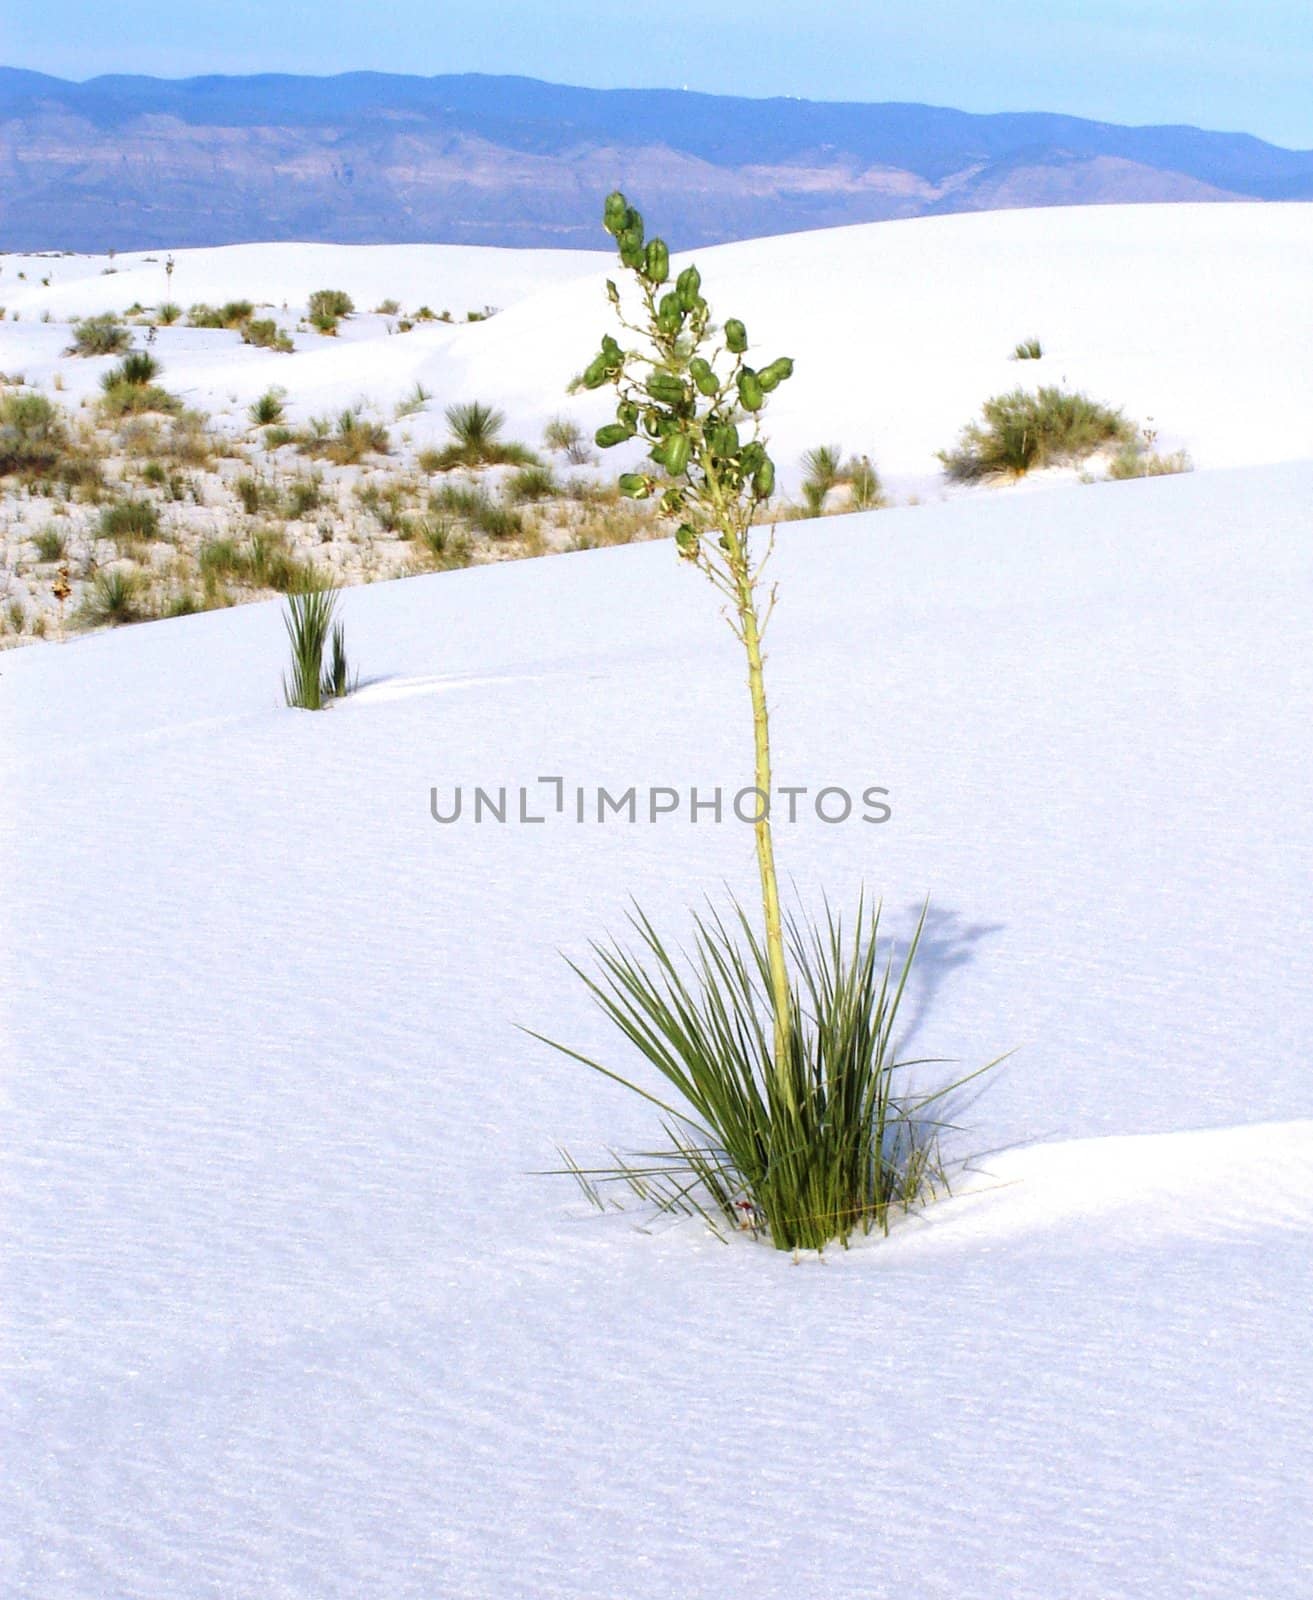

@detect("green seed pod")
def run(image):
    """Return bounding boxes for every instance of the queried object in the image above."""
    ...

[647,372,688,407]
[741,441,766,473]
[757,357,794,393]
[724,318,748,354]
[581,355,610,390]
[675,265,701,311]
[737,369,764,412]
[645,239,670,285]
[710,421,740,457]
[656,293,683,336]
[689,357,719,397]
[595,422,635,448]
[662,432,691,476]
[616,400,638,429]
[603,191,629,234]
[624,209,644,244]
[660,487,686,516]
[605,278,620,306]
[675,523,699,556]
[753,456,775,498]
[618,473,651,499]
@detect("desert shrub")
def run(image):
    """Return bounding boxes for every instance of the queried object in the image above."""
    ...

[465,305,498,321]
[939,386,1133,481]
[189,301,253,330]
[165,590,200,617]
[249,388,286,426]
[308,289,354,321]
[233,474,276,515]
[242,318,293,352]
[68,315,131,356]
[99,498,160,544]
[157,302,182,325]
[107,351,162,387]
[844,454,886,511]
[1012,337,1044,360]
[0,392,66,477]
[243,528,311,592]
[374,298,400,316]
[505,464,560,502]
[283,586,352,710]
[421,401,538,470]
[543,415,594,465]
[77,567,146,627]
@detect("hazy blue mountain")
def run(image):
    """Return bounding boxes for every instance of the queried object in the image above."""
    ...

[2,68,1310,251]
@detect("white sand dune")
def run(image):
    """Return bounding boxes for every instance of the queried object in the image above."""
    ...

[4,203,1310,497]
[5,440,1312,1596]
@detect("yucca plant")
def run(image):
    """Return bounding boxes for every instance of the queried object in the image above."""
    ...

[424,401,538,469]
[282,586,353,709]
[544,192,991,1251]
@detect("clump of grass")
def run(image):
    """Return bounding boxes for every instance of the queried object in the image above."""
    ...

[156,302,182,325]
[283,586,353,710]
[549,899,983,1250]
[284,475,324,519]
[505,463,560,502]
[249,388,286,426]
[33,525,68,561]
[420,401,538,470]
[67,315,130,356]
[99,498,160,545]
[374,298,401,316]
[242,318,293,352]
[939,387,1134,481]
[799,443,842,516]
[1011,337,1044,360]
[233,474,276,515]
[77,566,147,627]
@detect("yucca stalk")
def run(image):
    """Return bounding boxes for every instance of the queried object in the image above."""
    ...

[585,188,796,1091]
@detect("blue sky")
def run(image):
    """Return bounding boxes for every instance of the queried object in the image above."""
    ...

[4,0,1312,148]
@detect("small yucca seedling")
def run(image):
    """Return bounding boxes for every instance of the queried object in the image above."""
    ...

[249,388,286,426]
[102,351,161,388]
[282,587,354,710]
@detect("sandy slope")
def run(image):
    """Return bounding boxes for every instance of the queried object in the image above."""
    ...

[4,460,1312,1598]
[3,204,1310,496]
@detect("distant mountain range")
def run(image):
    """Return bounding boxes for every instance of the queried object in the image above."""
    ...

[2,67,1312,252]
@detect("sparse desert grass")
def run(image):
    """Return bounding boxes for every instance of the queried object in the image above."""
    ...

[156,302,182,325]
[67,315,131,356]
[543,415,594,465]
[299,410,390,465]
[394,382,431,419]
[430,480,523,539]
[794,446,885,517]
[1012,337,1044,360]
[1107,441,1193,479]
[940,387,1134,481]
